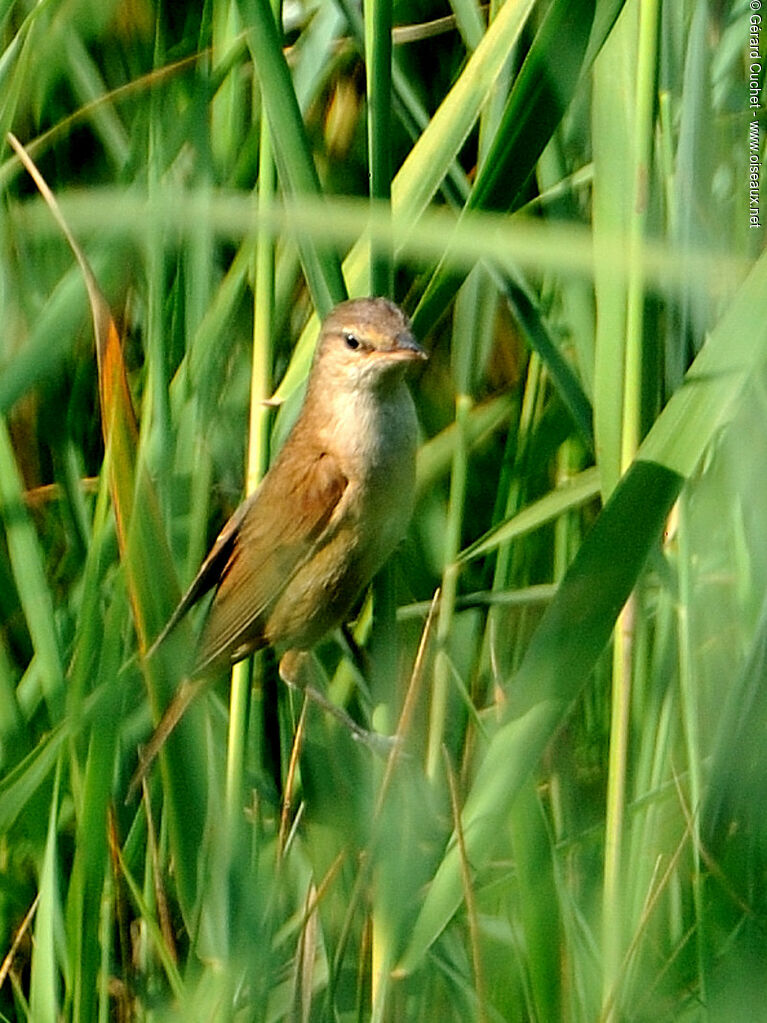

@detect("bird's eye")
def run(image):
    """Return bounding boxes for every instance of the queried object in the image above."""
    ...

[343,331,361,350]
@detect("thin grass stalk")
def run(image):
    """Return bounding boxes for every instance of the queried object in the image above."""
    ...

[628,579,676,883]
[144,781,178,966]
[65,579,128,1023]
[237,0,345,314]
[620,0,658,470]
[364,0,398,728]
[0,641,23,769]
[134,27,172,558]
[365,0,393,297]
[114,844,187,1005]
[374,589,440,818]
[509,776,563,1020]
[370,945,391,1023]
[675,492,707,1007]
[29,755,62,1023]
[339,598,437,1016]
[425,387,470,781]
[364,3,399,1012]
[182,57,218,596]
[368,588,402,1015]
[475,353,539,697]
[355,915,372,1021]
[225,663,253,873]
[278,696,306,860]
[222,23,278,989]
[552,439,581,582]
[602,598,634,1015]
[97,873,112,1023]
[224,42,277,849]
[211,0,244,175]
[622,573,668,945]
[423,53,501,766]
[601,2,659,1014]
[591,8,633,502]
[139,807,157,987]
[444,747,487,1023]
[448,0,486,51]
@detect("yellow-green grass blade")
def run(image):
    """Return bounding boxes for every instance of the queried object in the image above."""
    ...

[591,1,637,499]
[416,394,515,500]
[28,757,62,1023]
[365,0,393,298]
[459,466,601,564]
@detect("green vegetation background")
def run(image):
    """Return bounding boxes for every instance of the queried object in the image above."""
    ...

[1,0,766,1020]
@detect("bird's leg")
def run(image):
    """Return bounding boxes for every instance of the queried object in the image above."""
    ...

[278,650,396,757]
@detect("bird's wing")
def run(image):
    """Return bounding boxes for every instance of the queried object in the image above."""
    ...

[193,447,349,672]
[148,445,348,670]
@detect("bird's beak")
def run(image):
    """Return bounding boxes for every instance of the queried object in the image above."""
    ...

[384,331,428,361]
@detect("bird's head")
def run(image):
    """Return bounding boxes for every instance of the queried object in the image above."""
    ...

[313,297,427,394]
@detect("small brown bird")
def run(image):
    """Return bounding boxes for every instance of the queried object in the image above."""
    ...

[135,297,426,780]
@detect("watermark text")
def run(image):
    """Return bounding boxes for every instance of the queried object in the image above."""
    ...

[748,7,762,228]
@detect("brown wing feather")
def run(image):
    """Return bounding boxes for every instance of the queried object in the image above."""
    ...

[194,448,348,673]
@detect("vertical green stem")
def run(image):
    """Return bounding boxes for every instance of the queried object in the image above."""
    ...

[620,0,658,469]
[424,0,506,772]
[676,493,707,1008]
[425,393,470,782]
[365,0,393,297]
[143,28,171,492]
[225,4,277,845]
[601,0,659,1016]
[365,4,394,1014]
[211,0,243,175]
[479,354,539,686]
[602,598,634,1014]
[237,0,345,313]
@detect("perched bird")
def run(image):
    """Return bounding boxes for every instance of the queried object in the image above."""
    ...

[134,297,426,783]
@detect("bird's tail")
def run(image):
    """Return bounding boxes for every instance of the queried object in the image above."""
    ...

[126,676,211,801]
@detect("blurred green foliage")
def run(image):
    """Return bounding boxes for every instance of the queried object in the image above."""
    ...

[1,0,766,1020]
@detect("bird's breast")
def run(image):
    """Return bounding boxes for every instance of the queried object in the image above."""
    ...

[265,382,418,652]
[320,381,418,578]
[342,384,417,544]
